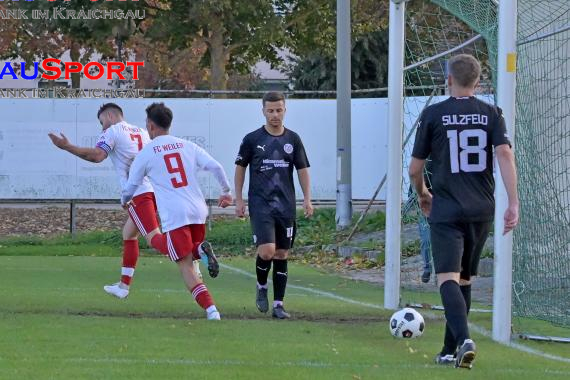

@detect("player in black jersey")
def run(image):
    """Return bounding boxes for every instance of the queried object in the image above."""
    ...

[234,91,314,319]
[409,54,519,369]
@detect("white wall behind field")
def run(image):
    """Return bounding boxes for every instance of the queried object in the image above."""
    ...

[0,97,432,201]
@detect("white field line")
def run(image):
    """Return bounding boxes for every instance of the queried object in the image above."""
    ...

[219,263,383,309]
[469,323,570,364]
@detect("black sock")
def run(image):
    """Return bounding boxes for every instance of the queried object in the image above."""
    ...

[460,284,472,314]
[442,324,457,356]
[256,255,272,286]
[272,259,288,302]
[442,284,473,355]
[440,280,470,347]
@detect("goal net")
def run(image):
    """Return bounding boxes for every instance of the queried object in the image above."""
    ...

[399,0,570,340]
[399,0,496,310]
[512,0,570,338]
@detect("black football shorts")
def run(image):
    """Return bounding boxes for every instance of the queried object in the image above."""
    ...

[250,213,296,250]
[429,221,492,281]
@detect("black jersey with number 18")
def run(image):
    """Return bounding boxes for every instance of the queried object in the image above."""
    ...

[411,96,511,223]
[235,126,310,218]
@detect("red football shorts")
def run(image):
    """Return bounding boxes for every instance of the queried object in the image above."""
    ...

[152,224,206,262]
[127,192,159,236]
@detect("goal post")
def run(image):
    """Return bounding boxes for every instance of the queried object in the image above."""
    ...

[385,0,407,310]
[493,0,518,344]
[385,0,570,345]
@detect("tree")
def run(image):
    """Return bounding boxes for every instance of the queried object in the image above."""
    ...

[8,0,153,88]
[289,29,389,93]
[129,34,207,92]
[0,2,67,78]
[0,3,21,53]
[280,0,389,58]
[284,0,389,93]
[149,0,285,91]
[4,0,392,92]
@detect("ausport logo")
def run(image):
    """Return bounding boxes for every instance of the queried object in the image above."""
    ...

[0,59,143,81]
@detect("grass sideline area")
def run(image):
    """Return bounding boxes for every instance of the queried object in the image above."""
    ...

[0,208,387,256]
[0,209,409,265]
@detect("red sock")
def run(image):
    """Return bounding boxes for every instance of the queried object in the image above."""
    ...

[121,240,139,286]
[191,283,214,309]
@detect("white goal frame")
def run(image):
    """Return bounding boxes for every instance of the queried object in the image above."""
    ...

[385,0,518,344]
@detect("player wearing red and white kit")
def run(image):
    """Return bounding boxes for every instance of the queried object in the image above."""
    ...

[122,103,232,320]
[94,105,161,297]
[48,103,204,299]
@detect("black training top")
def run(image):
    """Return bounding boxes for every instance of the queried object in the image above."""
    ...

[235,126,310,218]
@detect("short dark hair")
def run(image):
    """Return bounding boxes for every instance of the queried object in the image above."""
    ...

[262,91,285,106]
[97,103,123,119]
[145,102,173,129]
[448,54,481,88]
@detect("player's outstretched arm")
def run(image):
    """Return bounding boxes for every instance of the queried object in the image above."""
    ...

[202,160,233,207]
[204,161,232,194]
[194,145,233,208]
[495,144,519,234]
[48,132,107,163]
[297,168,313,218]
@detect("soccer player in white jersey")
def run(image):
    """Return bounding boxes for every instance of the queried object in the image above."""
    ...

[48,103,209,300]
[122,103,232,320]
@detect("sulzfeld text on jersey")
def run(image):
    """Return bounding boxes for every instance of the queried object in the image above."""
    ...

[442,114,488,126]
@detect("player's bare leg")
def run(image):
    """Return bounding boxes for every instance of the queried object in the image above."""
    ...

[145,228,204,279]
[177,255,220,320]
[103,218,140,299]
[193,260,203,280]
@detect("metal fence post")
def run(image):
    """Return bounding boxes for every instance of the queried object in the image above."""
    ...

[70,200,77,239]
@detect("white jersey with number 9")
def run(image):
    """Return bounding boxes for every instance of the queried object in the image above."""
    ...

[127,135,220,232]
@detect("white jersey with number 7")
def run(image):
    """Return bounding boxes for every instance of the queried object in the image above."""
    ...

[96,121,153,197]
[126,135,230,232]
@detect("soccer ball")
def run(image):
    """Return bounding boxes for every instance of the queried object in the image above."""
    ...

[389,308,425,339]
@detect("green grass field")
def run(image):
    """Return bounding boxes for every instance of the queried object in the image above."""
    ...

[1,250,570,379]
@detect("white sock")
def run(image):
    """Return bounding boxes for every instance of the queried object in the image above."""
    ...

[206,305,218,314]
[273,301,283,308]
[257,282,268,290]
